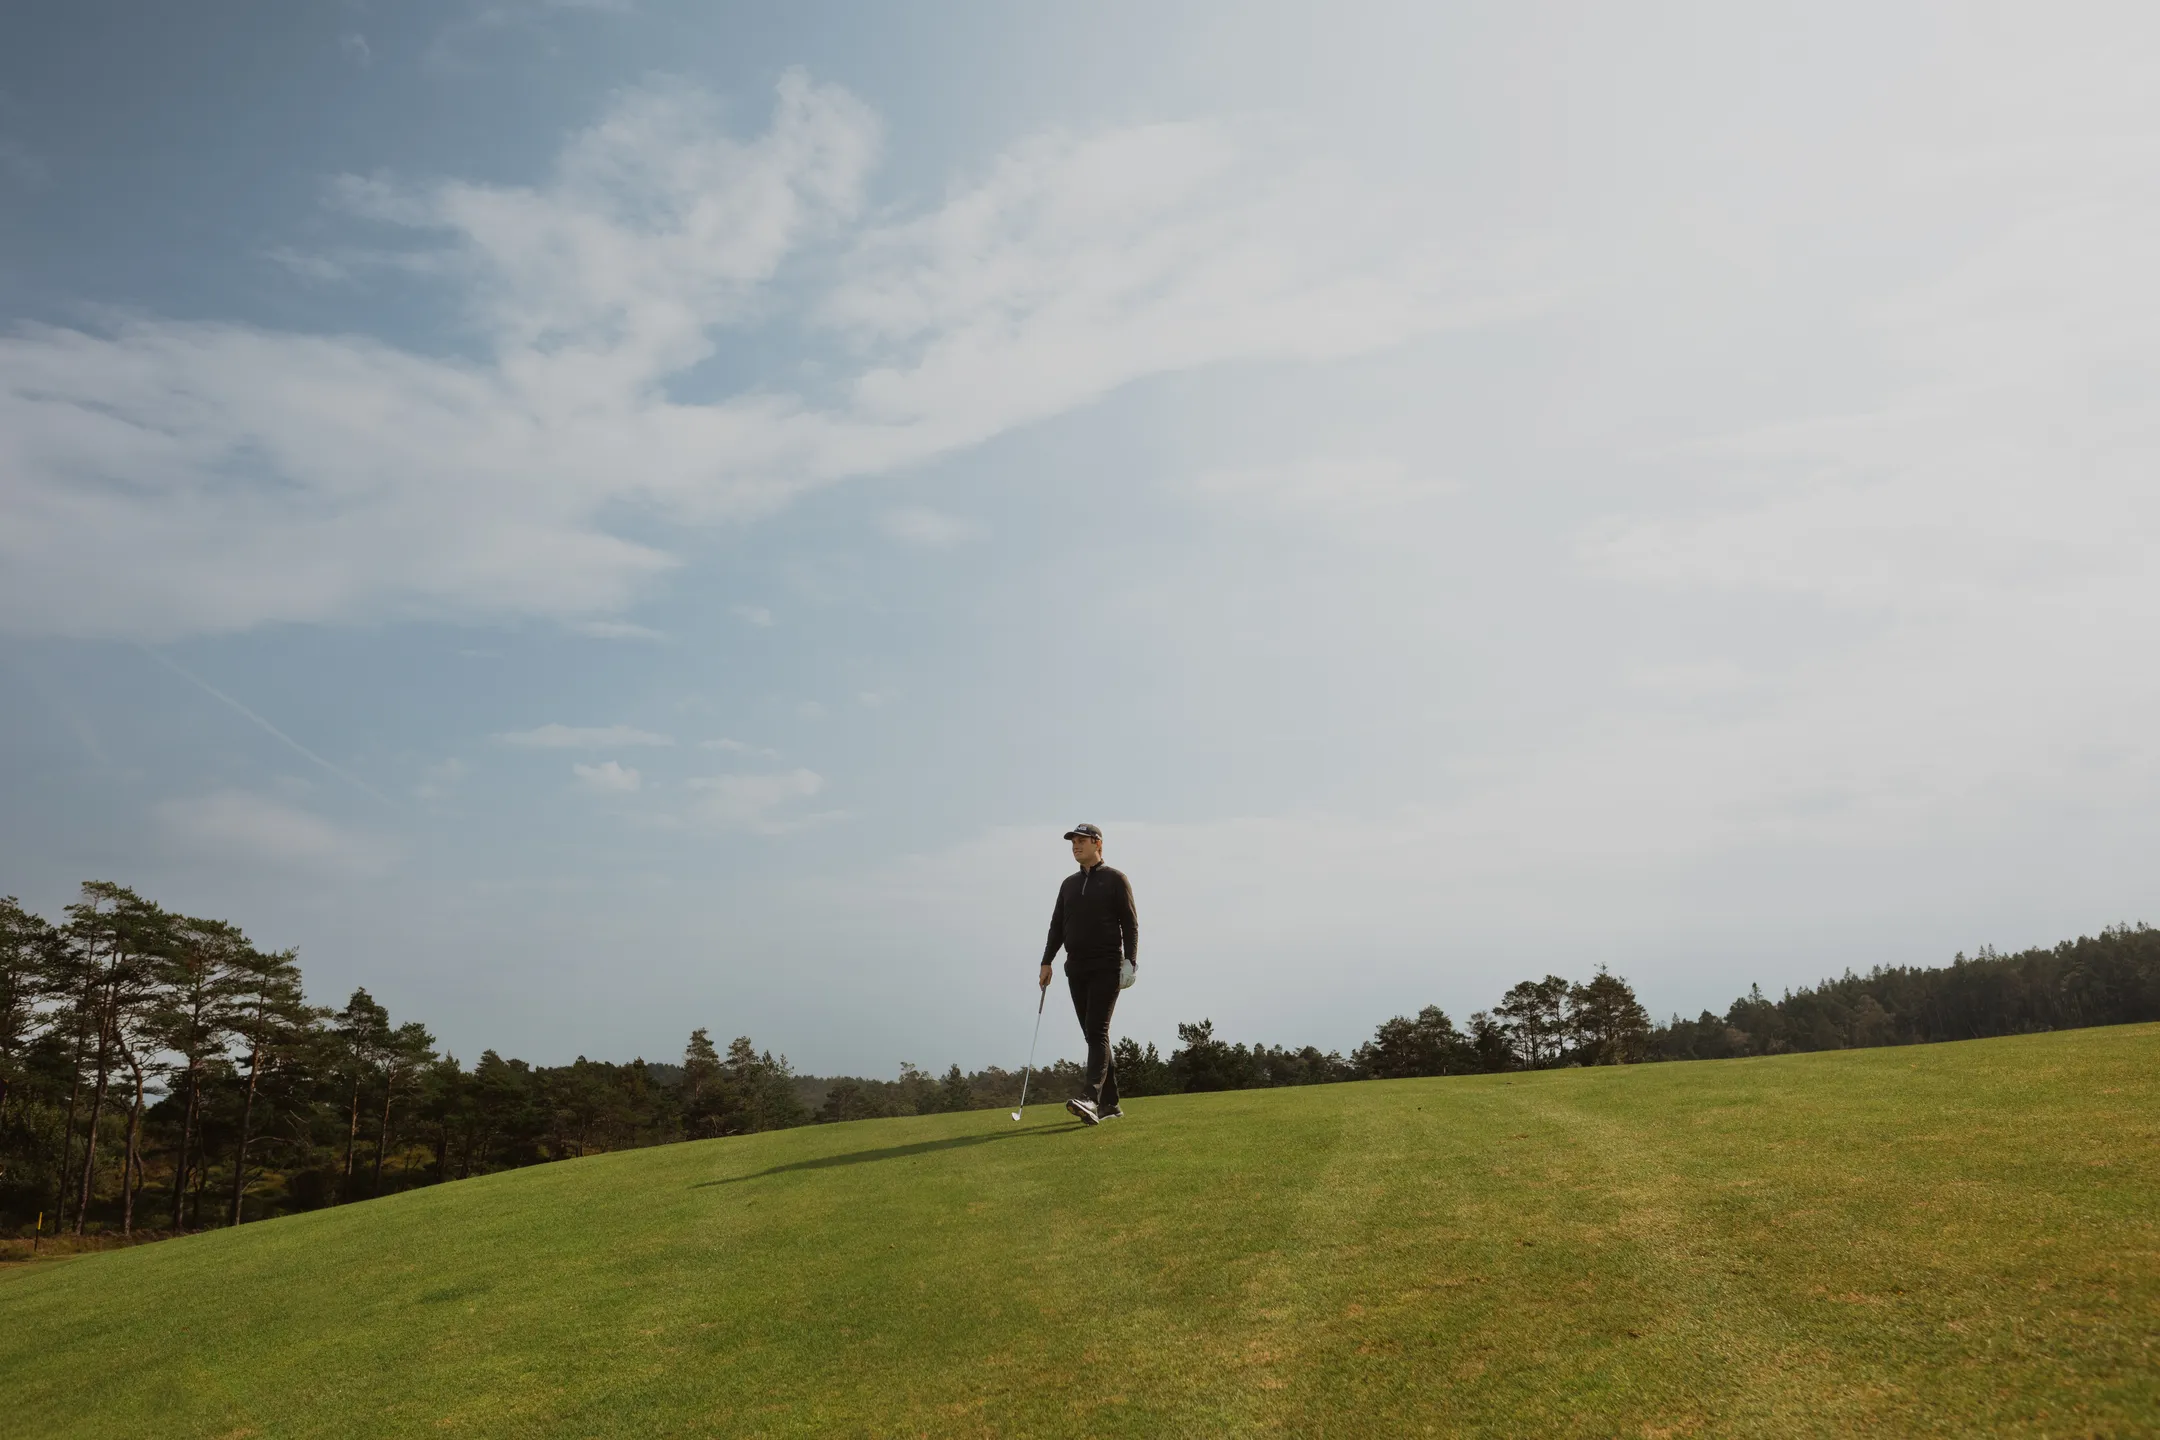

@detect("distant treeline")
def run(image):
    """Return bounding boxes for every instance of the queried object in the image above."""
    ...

[3,882,2155,1241]
[1653,926,2160,1059]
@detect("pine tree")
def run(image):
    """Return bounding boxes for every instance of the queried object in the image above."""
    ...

[150,916,248,1231]
[680,1028,724,1138]
[418,1054,472,1180]
[723,1036,807,1133]
[1109,1038,1173,1096]
[0,897,56,1125]
[1353,1005,1473,1078]
[1170,1019,1236,1092]
[331,989,391,1198]
[370,1021,436,1194]
[1494,976,1573,1069]
[225,947,313,1226]
[1467,1011,1513,1072]
[935,1063,974,1113]
[1568,968,1651,1064]
[63,883,164,1232]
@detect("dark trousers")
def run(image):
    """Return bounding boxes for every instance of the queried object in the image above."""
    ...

[1067,964,1122,1110]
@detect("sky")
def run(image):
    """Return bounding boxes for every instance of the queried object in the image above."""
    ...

[3,1,2157,1076]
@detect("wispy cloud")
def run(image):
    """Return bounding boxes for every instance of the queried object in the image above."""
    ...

[262,246,356,284]
[879,507,984,547]
[496,723,673,748]
[338,33,371,69]
[156,791,394,877]
[1589,159,2160,622]
[0,74,875,640]
[686,768,827,832]
[820,116,1533,439]
[730,604,775,628]
[421,0,636,75]
[1565,148,2160,854]
[414,757,467,801]
[261,241,450,287]
[1195,457,1456,515]
[572,759,640,793]
[700,736,778,757]
[0,74,1512,643]
[568,619,664,641]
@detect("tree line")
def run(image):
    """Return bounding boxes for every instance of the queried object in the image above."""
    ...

[0,885,826,1238]
[4,881,2154,1241]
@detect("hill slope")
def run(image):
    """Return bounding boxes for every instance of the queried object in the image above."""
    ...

[4,1025,2156,1438]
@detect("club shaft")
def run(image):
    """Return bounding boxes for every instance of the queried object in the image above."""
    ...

[1016,987,1047,1113]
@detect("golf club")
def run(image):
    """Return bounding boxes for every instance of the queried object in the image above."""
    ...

[1012,984,1048,1121]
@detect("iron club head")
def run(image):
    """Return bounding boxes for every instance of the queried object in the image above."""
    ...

[1010,1109,1022,1121]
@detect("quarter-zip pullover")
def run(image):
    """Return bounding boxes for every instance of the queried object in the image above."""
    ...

[1041,862,1138,971]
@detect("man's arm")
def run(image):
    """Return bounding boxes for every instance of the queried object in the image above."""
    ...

[1117,872,1139,967]
[1040,882,1067,973]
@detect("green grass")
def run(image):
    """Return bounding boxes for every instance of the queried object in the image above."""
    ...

[4,1025,2156,1438]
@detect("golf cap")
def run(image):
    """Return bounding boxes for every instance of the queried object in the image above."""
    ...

[1063,823,1103,841]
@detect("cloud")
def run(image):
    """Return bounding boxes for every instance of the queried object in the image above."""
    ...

[1474,142,2160,912]
[261,242,450,287]
[791,127,2160,1022]
[686,768,826,832]
[422,0,636,75]
[262,246,357,284]
[330,73,877,378]
[568,619,663,640]
[572,759,640,792]
[730,604,775,627]
[414,757,467,801]
[1194,456,1457,515]
[1587,130,2160,619]
[879,507,984,546]
[338,33,371,68]
[0,74,875,640]
[156,791,393,877]
[1582,146,2160,771]
[700,736,778,757]
[818,118,1518,438]
[496,723,672,748]
[0,75,1515,642]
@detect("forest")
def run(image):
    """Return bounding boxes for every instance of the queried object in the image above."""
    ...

[4,881,2156,1244]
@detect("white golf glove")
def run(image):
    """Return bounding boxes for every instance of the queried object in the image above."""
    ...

[1119,958,1137,990]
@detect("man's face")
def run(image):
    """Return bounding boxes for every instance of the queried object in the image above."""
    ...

[1071,834,1102,866]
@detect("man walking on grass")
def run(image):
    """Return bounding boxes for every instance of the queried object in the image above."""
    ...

[1040,823,1139,1126]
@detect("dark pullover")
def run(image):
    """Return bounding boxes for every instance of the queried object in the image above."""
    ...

[1041,862,1138,971]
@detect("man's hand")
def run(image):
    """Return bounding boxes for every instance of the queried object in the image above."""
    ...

[1038,962,1053,990]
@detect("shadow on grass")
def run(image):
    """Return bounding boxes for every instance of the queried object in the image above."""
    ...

[692,1122,1073,1188]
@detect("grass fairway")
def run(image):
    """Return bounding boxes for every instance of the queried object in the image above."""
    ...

[3,1026,2155,1438]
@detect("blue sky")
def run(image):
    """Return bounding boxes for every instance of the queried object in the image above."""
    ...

[3,2,2156,1074]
